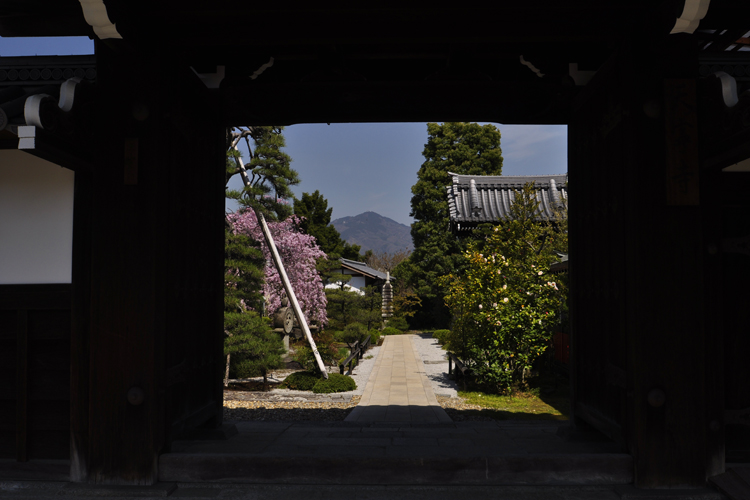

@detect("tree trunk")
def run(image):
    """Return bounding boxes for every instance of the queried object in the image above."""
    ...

[224,354,230,387]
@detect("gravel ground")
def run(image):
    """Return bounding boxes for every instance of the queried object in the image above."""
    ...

[223,334,488,422]
[411,332,459,398]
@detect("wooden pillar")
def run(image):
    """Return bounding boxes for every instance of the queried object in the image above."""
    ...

[569,35,723,487]
[70,42,225,485]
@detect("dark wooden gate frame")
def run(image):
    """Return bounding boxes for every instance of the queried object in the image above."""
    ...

[2,0,750,489]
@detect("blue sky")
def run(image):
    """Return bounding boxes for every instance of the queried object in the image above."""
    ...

[2,36,567,226]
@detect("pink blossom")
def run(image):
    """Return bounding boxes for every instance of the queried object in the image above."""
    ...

[228,210,328,324]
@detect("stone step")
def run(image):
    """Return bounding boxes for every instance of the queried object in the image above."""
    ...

[0,482,730,499]
[159,453,633,485]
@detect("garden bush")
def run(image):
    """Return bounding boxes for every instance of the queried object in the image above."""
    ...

[381,326,401,336]
[339,322,368,346]
[387,316,409,331]
[439,182,567,394]
[281,371,319,391]
[432,329,450,345]
[368,329,381,345]
[312,373,357,393]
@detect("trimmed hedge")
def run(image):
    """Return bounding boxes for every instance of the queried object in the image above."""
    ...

[312,373,357,393]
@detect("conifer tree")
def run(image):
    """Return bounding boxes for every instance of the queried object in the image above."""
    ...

[293,190,362,260]
[223,126,295,387]
[223,226,284,389]
[406,122,503,327]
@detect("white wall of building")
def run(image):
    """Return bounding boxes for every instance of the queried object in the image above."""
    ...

[348,276,366,291]
[0,150,74,284]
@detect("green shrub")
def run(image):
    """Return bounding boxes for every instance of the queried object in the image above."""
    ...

[387,316,409,331]
[340,322,368,345]
[381,326,401,336]
[368,329,381,345]
[432,329,451,345]
[312,373,357,393]
[281,371,319,391]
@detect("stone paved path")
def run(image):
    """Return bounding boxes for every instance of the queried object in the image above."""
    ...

[345,334,452,423]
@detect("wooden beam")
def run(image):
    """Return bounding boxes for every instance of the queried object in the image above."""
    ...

[222,80,573,126]
[15,309,27,463]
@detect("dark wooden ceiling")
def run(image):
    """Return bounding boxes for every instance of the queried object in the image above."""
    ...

[2,1,750,125]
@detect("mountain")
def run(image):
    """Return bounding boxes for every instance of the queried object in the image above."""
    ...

[331,212,413,254]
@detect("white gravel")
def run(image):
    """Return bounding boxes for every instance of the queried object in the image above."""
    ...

[330,343,381,396]
[231,333,456,399]
[411,332,459,398]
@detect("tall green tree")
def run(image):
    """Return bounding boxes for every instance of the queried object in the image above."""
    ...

[293,190,361,259]
[407,122,503,327]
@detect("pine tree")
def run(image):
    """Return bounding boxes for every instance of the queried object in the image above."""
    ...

[223,225,284,389]
[223,126,296,388]
[293,189,362,259]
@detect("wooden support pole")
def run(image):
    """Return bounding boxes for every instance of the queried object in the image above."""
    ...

[255,209,328,377]
[230,143,328,378]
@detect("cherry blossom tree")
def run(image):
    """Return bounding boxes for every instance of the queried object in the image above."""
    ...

[229,210,328,325]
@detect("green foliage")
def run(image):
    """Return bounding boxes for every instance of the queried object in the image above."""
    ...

[224,127,298,386]
[387,316,409,332]
[432,329,451,345]
[224,226,284,382]
[312,373,357,394]
[407,122,503,328]
[381,326,402,336]
[440,183,567,394]
[368,329,381,345]
[281,371,319,391]
[337,322,368,347]
[292,329,339,375]
[325,285,382,331]
[227,126,298,221]
[293,190,362,259]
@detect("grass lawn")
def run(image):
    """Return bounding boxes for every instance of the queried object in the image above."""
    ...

[453,373,571,421]
[458,391,570,420]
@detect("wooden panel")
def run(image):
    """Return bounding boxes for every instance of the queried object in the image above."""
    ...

[570,42,718,487]
[27,430,69,460]
[0,284,71,468]
[719,191,750,463]
[0,311,15,338]
[0,285,71,310]
[79,44,226,484]
[16,310,27,463]
[569,53,628,448]
[0,401,15,459]
[28,310,70,340]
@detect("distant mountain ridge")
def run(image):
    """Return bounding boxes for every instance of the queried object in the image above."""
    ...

[331,212,413,254]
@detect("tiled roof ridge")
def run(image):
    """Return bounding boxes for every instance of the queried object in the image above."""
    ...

[339,258,388,280]
[446,172,568,231]
[448,171,566,178]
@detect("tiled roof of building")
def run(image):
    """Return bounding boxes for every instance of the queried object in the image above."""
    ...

[446,173,567,232]
[339,258,388,281]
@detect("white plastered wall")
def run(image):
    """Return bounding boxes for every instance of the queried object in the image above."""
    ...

[348,276,366,291]
[0,150,74,284]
